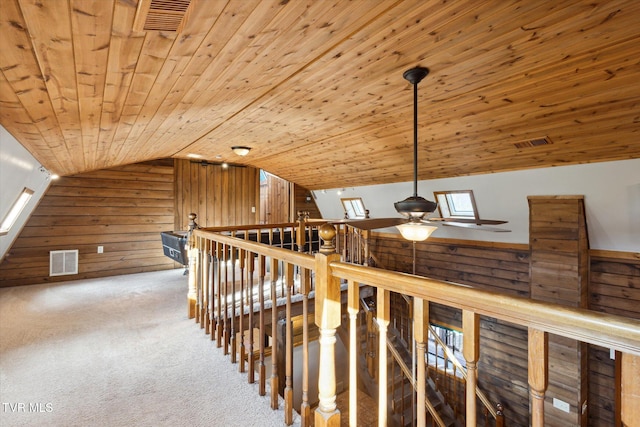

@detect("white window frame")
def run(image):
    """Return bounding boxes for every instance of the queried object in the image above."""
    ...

[433,190,479,220]
[0,187,34,236]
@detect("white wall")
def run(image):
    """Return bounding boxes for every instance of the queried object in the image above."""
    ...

[0,125,52,261]
[313,159,640,252]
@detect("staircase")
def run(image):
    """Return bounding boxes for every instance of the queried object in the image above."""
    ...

[354,292,502,427]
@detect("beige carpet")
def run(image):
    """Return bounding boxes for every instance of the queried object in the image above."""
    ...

[0,269,299,427]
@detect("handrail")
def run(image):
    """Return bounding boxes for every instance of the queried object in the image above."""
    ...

[331,262,640,356]
[426,324,498,419]
[194,229,316,271]
[187,222,640,427]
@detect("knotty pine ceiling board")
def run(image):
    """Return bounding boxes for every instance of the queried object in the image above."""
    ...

[0,0,638,190]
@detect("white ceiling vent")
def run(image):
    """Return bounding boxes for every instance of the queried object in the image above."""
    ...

[50,250,79,276]
[133,0,194,32]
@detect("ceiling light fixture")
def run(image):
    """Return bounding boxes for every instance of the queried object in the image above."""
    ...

[394,66,438,241]
[231,146,251,156]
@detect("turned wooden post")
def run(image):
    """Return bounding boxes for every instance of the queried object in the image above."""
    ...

[528,328,548,427]
[463,310,480,427]
[200,238,209,330]
[230,247,237,364]
[270,256,279,409]
[347,279,359,427]
[238,247,246,372]
[414,297,429,427]
[314,223,341,427]
[377,287,390,427]
[300,267,312,427]
[285,262,295,425]
[222,244,229,355]
[215,242,223,345]
[621,352,640,426]
[247,249,256,383]
[187,213,199,318]
[258,254,267,396]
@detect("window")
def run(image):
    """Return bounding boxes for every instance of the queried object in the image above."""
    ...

[0,187,34,236]
[341,198,367,219]
[433,190,479,220]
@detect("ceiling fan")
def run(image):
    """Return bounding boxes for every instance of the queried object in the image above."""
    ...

[332,66,509,238]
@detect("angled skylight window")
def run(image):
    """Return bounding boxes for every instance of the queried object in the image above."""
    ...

[341,197,367,219]
[433,190,479,220]
[0,187,34,236]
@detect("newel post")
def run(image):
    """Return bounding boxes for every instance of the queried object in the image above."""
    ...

[314,223,341,427]
[187,213,199,319]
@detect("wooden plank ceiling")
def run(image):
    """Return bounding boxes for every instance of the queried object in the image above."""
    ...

[1,0,639,190]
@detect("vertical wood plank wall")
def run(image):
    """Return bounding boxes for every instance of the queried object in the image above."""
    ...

[528,196,589,427]
[368,233,639,427]
[0,161,176,287]
[293,184,321,219]
[259,172,290,224]
[174,159,259,229]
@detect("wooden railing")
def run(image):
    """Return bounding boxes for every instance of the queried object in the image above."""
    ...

[187,221,640,427]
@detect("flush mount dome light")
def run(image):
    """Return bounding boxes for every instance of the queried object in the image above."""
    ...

[231,146,251,156]
[394,66,438,222]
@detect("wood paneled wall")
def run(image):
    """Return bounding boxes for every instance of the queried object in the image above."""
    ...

[259,172,290,224]
[0,161,176,287]
[174,159,259,229]
[293,184,321,219]
[368,233,639,426]
[589,253,640,426]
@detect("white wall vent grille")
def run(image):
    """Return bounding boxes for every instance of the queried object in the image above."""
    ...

[50,250,79,276]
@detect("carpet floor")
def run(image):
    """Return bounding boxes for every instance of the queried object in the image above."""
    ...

[0,269,299,427]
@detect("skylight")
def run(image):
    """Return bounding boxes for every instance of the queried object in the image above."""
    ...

[0,187,34,235]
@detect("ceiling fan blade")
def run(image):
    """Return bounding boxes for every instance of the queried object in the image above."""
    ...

[441,222,511,232]
[428,217,508,225]
[334,217,407,230]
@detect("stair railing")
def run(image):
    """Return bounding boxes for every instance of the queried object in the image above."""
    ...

[187,222,640,427]
[426,324,504,426]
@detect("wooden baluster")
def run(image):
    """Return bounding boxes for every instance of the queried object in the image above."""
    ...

[621,353,640,427]
[238,247,246,372]
[366,309,376,378]
[435,340,441,391]
[285,262,294,425]
[463,310,479,427]
[314,224,341,427]
[222,244,229,355]
[414,297,428,427]
[258,254,267,396]
[377,288,390,427]
[247,249,256,383]
[270,256,279,409]
[453,364,459,418]
[300,267,312,427]
[186,216,198,319]
[207,239,215,335]
[363,229,370,266]
[209,241,217,340]
[528,328,548,427]
[348,279,359,427]
[230,247,237,364]
[496,403,504,427]
[215,242,223,345]
[191,236,201,322]
[444,351,450,401]
[201,238,209,330]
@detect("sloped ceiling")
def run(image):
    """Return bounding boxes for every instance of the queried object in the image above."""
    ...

[0,0,639,190]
